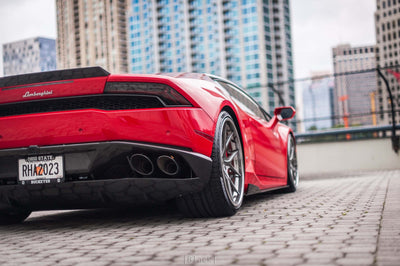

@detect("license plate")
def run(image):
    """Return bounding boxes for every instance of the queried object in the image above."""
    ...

[18,155,64,185]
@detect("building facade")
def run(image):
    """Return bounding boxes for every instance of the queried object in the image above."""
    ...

[302,72,334,132]
[56,0,128,73]
[2,37,56,76]
[332,44,377,126]
[375,0,400,125]
[127,0,295,116]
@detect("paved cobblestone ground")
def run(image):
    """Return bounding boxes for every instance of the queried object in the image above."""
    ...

[0,170,399,266]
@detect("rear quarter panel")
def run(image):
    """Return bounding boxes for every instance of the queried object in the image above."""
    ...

[174,78,295,191]
[171,79,267,190]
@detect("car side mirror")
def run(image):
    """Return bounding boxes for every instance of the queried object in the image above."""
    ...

[274,106,296,121]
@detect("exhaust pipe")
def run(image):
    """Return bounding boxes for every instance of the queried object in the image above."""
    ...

[157,155,179,176]
[129,154,154,176]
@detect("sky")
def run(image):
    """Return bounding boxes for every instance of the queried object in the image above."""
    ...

[291,0,376,78]
[0,0,376,79]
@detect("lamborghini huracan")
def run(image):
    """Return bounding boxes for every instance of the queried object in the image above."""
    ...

[0,67,298,223]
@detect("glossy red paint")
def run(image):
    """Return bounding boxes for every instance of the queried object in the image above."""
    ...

[0,71,295,193]
[0,108,214,157]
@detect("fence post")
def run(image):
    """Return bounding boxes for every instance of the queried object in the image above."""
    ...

[268,83,285,106]
[377,67,399,153]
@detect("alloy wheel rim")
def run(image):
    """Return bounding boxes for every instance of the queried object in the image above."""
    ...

[220,118,244,208]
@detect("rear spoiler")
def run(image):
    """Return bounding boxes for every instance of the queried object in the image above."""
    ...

[0,67,110,88]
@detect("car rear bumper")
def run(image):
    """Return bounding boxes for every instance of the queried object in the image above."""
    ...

[0,141,212,211]
[0,108,214,157]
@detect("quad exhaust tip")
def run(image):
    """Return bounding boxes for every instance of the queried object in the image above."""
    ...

[157,155,179,176]
[130,154,154,176]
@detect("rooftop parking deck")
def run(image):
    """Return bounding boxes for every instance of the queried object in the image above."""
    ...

[0,170,398,265]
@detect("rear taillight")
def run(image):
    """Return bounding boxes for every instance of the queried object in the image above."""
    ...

[104,82,192,106]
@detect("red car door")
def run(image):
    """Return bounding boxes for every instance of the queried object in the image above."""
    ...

[248,115,287,183]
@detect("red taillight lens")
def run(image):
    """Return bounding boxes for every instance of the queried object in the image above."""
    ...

[104,82,192,106]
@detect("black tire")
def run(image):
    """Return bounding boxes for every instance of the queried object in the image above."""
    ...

[281,134,299,193]
[0,208,31,225]
[176,111,245,217]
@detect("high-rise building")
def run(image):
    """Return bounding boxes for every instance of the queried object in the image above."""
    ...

[127,0,295,116]
[302,72,334,132]
[2,37,56,76]
[375,0,400,125]
[56,0,128,73]
[332,44,377,126]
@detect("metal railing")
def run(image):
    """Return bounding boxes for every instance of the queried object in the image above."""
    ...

[263,65,400,153]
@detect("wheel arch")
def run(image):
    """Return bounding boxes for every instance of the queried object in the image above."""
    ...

[289,129,296,144]
[220,105,247,177]
[221,106,242,141]
[284,129,296,178]
[283,130,299,192]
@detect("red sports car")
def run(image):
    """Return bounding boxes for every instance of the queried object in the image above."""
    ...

[0,67,298,223]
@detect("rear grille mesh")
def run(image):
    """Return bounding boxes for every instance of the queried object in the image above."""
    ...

[0,95,165,117]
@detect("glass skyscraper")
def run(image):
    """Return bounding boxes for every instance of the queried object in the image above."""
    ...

[302,75,335,132]
[128,0,294,114]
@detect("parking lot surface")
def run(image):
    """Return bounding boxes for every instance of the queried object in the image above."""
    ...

[0,170,399,266]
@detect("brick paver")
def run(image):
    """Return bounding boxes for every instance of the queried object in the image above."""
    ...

[0,170,399,265]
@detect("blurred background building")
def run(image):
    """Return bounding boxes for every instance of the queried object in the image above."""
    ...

[2,37,56,76]
[301,71,334,132]
[127,0,295,117]
[375,0,400,126]
[332,44,377,127]
[3,0,399,134]
[56,0,128,73]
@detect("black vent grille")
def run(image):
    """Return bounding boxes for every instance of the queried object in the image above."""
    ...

[0,95,165,117]
[0,67,110,88]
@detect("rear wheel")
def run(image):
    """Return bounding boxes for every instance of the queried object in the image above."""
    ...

[282,135,298,193]
[176,111,245,217]
[0,208,31,225]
